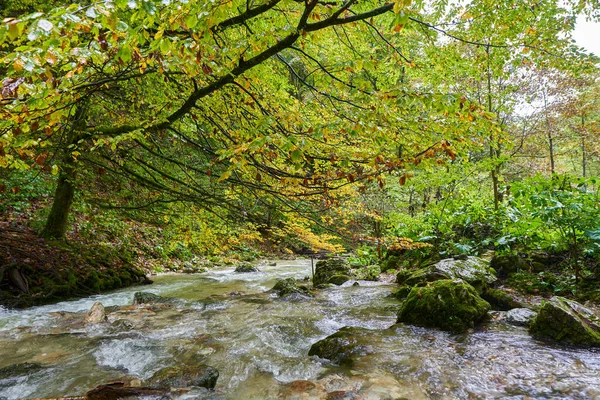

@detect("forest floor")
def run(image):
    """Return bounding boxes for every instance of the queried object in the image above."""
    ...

[0,211,151,308]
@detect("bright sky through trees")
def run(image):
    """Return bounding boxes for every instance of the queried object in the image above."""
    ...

[574,18,600,56]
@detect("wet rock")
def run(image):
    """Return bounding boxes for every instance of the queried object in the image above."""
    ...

[271,278,313,298]
[491,254,528,278]
[314,258,354,286]
[506,308,537,327]
[110,318,136,331]
[529,296,600,346]
[234,263,260,273]
[268,261,277,266]
[326,390,360,400]
[86,381,175,399]
[352,281,360,286]
[133,291,171,305]
[397,256,496,293]
[482,288,525,311]
[147,364,219,389]
[396,279,490,332]
[0,362,43,379]
[390,285,412,300]
[84,301,107,325]
[308,326,374,365]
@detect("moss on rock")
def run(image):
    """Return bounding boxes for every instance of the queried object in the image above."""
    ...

[272,278,312,297]
[482,288,525,311]
[529,296,600,347]
[313,258,354,286]
[308,326,374,366]
[397,279,491,332]
[148,365,219,389]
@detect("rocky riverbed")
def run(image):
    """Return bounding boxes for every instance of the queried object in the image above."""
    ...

[1,259,599,399]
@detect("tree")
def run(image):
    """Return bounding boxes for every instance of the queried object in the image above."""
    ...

[1,0,597,239]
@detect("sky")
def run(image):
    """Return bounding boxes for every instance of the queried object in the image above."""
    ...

[573,18,600,56]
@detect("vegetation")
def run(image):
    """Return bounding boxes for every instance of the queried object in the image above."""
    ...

[1,0,599,305]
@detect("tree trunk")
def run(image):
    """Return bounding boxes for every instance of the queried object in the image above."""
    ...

[40,165,76,239]
[40,104,87,239]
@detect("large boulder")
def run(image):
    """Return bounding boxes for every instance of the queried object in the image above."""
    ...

[529,296,600,346]
[313,258,353,286]
[397,256,496,293]
[308,327,374,366]
[147,365,219,389]
[397,279,491,332]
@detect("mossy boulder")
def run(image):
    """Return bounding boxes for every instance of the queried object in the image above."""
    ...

[234,263,260,273]
[529,296,600,346]
[396,279,491,332]
[308,326,374,366]
[482,288,525,311]
[490,254,529,278]
[397,256,496,293]
[147,365,219,389]
[272,278,313,298]
[313,258,354,286]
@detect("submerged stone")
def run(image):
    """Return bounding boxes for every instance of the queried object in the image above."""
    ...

[308,326,374,366]
[529,296,600,346]
[506,308,537,327]
[314,258,354,286]
[0,362,43,379]
[133,291,171,305]
[148,364,219,389]
[396,279,491,332]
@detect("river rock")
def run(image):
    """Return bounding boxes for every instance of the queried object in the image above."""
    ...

[308,326,374,365]
[147,364,219,389]
[86,381,173,399]
[396,279,491,332]
[482,288,525,311]
[506,308,537,327]
[133,291,171,305]
[271,278,313,298]
[397,256,496,293]
[313,258,353,286]
[234,263,260,273]
[84,301,107,325]
[529,296,600,346]
[490,254,528,278]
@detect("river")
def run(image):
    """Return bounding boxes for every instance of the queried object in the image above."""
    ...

[1,259,599,399]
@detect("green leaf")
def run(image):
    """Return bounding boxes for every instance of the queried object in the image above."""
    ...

[185,14,198,29]
[291,149,303,164]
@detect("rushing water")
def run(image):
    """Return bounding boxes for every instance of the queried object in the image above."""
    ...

[1,259,599,399]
